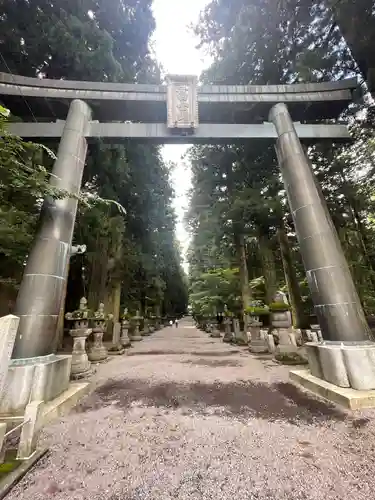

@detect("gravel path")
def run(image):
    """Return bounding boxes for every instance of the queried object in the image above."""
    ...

[8,318,375,500]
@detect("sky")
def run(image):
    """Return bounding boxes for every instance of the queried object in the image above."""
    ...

[152,0,210,271]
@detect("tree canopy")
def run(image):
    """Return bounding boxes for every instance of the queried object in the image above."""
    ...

[186,0,375,325]
[0,0,188,321]
[2,0,375,332]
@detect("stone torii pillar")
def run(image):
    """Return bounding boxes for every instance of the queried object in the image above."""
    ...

[12,99,92,359]
[269,103,372,342]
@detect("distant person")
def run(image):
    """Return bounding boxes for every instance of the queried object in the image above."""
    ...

[175,318,179,328]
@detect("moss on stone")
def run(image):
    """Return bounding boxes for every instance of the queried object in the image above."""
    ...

[275,352,308,365]
[0,450,21,479]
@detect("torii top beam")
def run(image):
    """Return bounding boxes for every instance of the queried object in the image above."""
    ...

[0,72,358,125]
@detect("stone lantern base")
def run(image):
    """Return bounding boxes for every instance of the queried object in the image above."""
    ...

[223,319,233,343]
[107,322,126,355]
[87,328,108,363]
[223,331,234,343]
[120,323,131,348]
[249,328,269,353]
[210,323,222,338]
[129,326,143,341]
[70,329,93,378]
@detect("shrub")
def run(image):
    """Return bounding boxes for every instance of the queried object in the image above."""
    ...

[268,302,291,312]
[245,306,269,316]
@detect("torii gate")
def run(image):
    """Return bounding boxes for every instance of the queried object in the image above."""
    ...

[0,73,371,362]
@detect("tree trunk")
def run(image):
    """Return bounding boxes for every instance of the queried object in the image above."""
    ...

[339,170,375,290]
[277,227,310,328]
[224,156,251,313]
[87,239,108,310]
[234,230,251,311]
[258,233,278,304]
[111,281,122,323]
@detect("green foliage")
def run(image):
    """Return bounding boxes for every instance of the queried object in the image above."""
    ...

[186,0,375,321]
[274,352,308,365]
[245,306,269,316]
[268,302,291,312]
[0,0,188,318]
[0,108,88,284]
[190,267,241,316]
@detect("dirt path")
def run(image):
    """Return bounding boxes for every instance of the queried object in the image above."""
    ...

[8,318,375,500]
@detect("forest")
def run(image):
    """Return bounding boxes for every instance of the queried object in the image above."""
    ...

[187,0,375,328]
[0,0,189,329]
[1,0,375,333]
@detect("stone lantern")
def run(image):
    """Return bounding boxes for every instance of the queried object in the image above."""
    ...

[148,315,156,333]
[87,303,109,363]
[223,315,234,343]
[142,315,151,336]
[209,306,221,338]
[270,291,297,355]
[270,291,292,329]
[222,305,234,343]
[65,297,92,379]
[130,310,143,341]
[120,308,131,348]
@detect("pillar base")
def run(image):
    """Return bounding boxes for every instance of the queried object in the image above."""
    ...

[290,369,375,410]
[305,340,375,390]
[0,354,71,414]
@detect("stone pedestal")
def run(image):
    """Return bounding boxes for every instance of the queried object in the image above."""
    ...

[0,315,19,396]
[87,327,108,363]
[271,311,292,329]
[249,325,269,353]
[0,354,72,413]
[120,318,131,348]
[108,322,125,355]
[17,400,44,459]
[88,305,109,362]
[276,328,298,354]
[130,316,143,341]
[142,318,151,336]
[210,321,221,338]
[223,318,233,343]
[65,297,94,377]
[266,333,276,353]
[70,328,92,378]
[233,319,248,345]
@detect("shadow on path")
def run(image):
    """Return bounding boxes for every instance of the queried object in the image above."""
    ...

[77,378,347,424]
[126,350,241,356]
[180,358,242,367]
